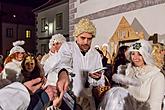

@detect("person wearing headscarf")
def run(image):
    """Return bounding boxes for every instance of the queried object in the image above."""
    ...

[1,40,26,82]
[56,18,105,110]
[99,40,165,110]
[39,34,66,85]
[40,33,66,66]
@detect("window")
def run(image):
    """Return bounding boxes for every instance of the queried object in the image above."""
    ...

[56,13,63,30]
[26,30,31,38]
[41,18,47,32]
[6,50,10,56]
[121,31,126,38]
[6,28,13,38]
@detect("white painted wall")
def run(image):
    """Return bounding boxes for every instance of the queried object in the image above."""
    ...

[75,2,165,48]
[75,0,136,18]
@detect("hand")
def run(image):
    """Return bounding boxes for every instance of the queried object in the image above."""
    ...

[53,91,64,107]
[41,76,47,88]
[56,71,69,93]
[44,85,59,101]
[89,72,102,80]
[23,78,42,93]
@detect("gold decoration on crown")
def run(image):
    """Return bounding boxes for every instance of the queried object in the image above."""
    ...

[73,18,96,37]
[25,55,35,64]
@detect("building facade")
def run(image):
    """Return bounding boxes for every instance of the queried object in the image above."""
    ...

[33,0,69,55]
[0,2,36,57]
[69,0,165,49]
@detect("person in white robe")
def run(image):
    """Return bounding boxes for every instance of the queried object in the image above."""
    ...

[40,34,66,67]
[43,34,66,86]
[1,40,26,82]
[99,40,165,110]
[56,18,105,110]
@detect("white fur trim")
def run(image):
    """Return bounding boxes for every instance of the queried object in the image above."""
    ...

[112,74,141,86]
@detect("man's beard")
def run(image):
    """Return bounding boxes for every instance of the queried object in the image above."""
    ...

[79,44,90,52]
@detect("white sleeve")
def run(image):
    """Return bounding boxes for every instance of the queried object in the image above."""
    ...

[56,42,73,73]
[43,54,61,76]
[148,72,165,110]
[88,51,105,86]
[0,82,30,110]
[1,63,17,79]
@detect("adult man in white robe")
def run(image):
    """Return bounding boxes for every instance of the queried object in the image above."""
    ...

[56,18,105,110]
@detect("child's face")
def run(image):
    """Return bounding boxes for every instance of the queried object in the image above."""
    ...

[24,56,35,72]
[15,52,24,61]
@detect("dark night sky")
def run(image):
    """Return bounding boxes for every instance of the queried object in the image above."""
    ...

[1,0,49,8]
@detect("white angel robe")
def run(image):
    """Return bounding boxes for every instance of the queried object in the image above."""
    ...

[56,42,105,109]
[0,82,30,110]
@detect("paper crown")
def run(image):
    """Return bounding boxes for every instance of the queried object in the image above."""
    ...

[49,33,66,49]
[9,40,25,55]
[73,18,96,37]
[128,40,154,65]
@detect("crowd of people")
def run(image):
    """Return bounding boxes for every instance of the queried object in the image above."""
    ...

[0,18,165,110]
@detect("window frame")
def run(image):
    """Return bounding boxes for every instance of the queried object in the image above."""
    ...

[6,28,13,38]
[41,18,47,32]
[56,13,63,30]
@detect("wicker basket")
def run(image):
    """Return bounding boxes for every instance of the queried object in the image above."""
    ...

[92,75,111,103]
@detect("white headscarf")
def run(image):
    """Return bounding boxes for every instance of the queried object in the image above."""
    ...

[127,39,154,65]
[49,34,66,49]
[9,40,25,56]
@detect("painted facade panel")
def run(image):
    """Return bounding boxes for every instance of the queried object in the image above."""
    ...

[76,0,136,18]
[72,1,165,48]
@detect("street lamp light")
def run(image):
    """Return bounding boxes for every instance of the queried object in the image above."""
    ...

[44,24,48,31]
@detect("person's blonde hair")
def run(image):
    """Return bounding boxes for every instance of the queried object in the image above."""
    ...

[152,43,164,69]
